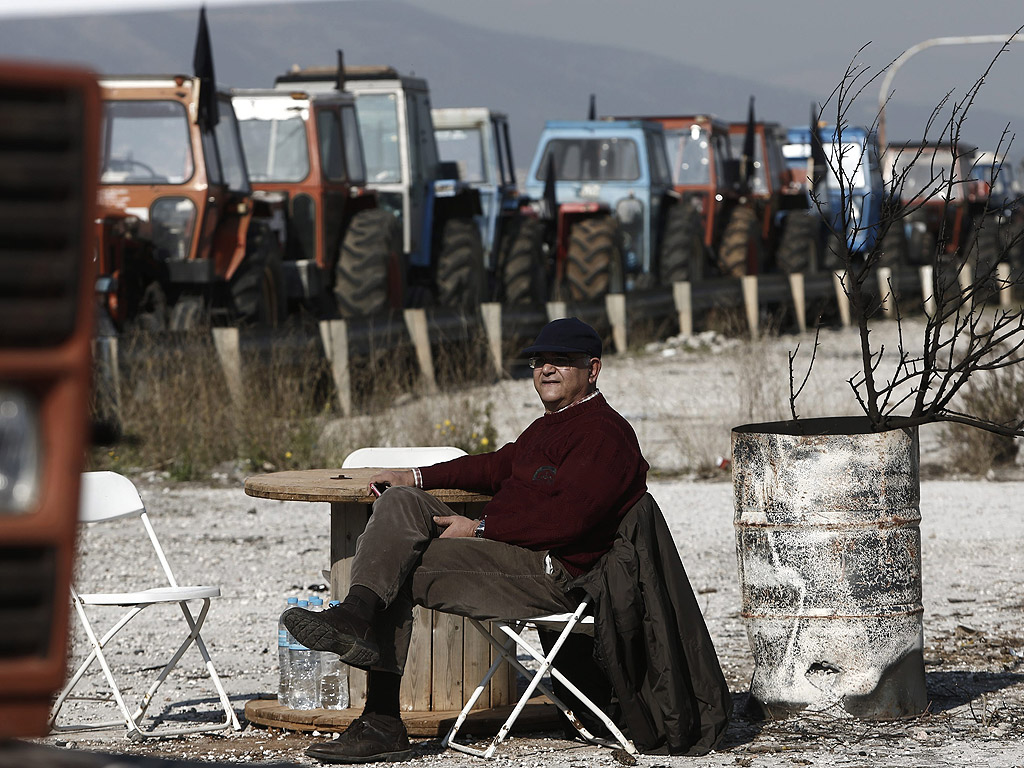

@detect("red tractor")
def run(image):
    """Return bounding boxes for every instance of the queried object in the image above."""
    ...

[94,16,285,332]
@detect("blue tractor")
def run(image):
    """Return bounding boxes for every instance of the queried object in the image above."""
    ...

[508,118,692,302]
[781,123,885,270]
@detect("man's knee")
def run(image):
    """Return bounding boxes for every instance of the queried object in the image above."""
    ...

[373,486,444,527]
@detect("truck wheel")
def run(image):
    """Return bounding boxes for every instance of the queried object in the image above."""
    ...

[231,225,286,327]
[436,217,484,310]
[659,203,702,284]
[719,205,760,277]
[169,295,206,331]
[776,211,819,274]
[335,208,402,318]
[562,217,624,301]
[501,218,548,303]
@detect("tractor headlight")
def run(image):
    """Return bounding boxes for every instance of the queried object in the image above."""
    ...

[0,389,41,515]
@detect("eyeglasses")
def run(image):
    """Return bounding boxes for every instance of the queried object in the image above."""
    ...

[527,355,590,369]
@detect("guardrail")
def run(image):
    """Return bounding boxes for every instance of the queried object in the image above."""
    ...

[93,262,1018,420]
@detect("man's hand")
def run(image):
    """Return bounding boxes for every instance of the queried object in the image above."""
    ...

[434,514,478,539]
[367,469,415,496]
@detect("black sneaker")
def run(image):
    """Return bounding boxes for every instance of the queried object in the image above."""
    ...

[283,605,380,668]
[305,713,413,764]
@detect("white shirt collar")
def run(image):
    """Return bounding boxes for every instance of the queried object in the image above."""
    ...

[545,389,600,416]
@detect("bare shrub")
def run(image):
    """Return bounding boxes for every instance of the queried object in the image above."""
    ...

[89,328,335,479]
[942,348,1024,474]
[789,36,1024,447]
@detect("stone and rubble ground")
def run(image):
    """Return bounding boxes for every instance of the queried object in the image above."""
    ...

[11,318,1024,767]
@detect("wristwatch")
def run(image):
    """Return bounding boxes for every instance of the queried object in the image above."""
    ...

[474,517,486,538]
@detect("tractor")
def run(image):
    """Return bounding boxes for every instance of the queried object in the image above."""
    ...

[510,118,694,303]
[275,64,484,311]
[883,140,996,272]
[232,84,403,319]
[725,112,809,275]
[95,74,285,332]
[638,113,743,281]
[432,106,524,300]
[781,123,885,271]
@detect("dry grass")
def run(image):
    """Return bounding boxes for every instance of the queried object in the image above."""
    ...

[942,361,1024,475]
[88,325,503,479]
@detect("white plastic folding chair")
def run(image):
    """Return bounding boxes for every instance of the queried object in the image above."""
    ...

[49,471,241,740]
[442,595,636,759]
[341,445,467,469]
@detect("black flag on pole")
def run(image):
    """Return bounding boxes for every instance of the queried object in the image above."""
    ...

[193,7,219,129]
[335,49,346,91]
[740,95,756,195]
[541,153,557,220]
[809,103,828,195]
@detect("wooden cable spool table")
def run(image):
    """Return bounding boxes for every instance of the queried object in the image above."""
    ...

[242,468,557,736]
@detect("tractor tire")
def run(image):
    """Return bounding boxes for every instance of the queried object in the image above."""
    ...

[436,217,485,310]
[335,208,402,318]
[776,212,819,274]
[718,205,760,277]
[230,225,286,328]
[1000,217,1024,278]
[659,203,703,284]
[501,218,548,304]
[908,226,936,267]
[879,223,909,268]
[968,218,1000,274]
[822,232,846,270]
[169,295,206,331]
[132,281,168,332]
[561,217,624,301]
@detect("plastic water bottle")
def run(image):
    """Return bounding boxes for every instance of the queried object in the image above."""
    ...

[288,599,319,709]
[278,596,298,706]
[319,600,349,710]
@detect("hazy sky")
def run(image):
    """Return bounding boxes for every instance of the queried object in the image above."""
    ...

[6,0,1024,101]
[4,0,1024,153]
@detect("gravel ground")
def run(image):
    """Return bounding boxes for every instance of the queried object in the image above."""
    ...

[18,317,1024,767]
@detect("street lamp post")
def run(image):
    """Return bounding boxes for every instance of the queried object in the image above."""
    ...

[877,33,1024,153]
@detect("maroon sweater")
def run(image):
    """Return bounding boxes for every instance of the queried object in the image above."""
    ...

[419,393,649,576]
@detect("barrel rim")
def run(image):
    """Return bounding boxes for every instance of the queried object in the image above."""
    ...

[732,415,918,437]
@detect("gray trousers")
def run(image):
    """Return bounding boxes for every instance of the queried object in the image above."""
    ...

[349,486,579,674]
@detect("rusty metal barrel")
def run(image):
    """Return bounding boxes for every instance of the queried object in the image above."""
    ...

[732,416,927,719]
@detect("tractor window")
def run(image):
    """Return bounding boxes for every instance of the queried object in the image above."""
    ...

[888,147,960,201]
[100,100,193,184]
[213,97,251,194]
[646,132,671,186]
[354,93,402,183]
[316,109,347,181]
[729,132,768,195]
[712,132,732,187]
[407,89,438,183]
[828,142,867,190]
[436,127,486,183]
[237,110,311,183]
[537,138,641,181]
[341,105,367,184]
[665,127,710,185]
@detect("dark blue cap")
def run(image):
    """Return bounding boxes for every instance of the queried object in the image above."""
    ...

[522,317,602,359]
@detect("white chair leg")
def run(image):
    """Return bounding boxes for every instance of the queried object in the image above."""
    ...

[177,600,241,731]
[443,629,519,758]
[51,598,239,738]
[445,602,637,759]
